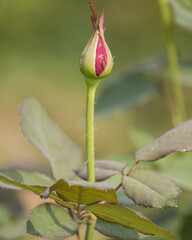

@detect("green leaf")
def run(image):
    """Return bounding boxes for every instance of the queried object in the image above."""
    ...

[135,119,192,162]
[27,203,78,238]
[0,172,75,210]
[41,179,117,206]
[19,98,82,180]
[116,188,135,207]
[0,169,54,190]
[76,160,127,181]
[95,56,166,118]
[95,218,139,240]
[122,169,180,208]
[169,0,192,31]
[85,204,176,240]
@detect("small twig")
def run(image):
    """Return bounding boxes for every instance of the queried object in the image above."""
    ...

[126,161,139,176]
[115,183,122,192]
[114,162,139,192]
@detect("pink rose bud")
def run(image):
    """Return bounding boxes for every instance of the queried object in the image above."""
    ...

[80,0,113,79]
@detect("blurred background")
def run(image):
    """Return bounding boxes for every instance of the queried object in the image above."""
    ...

[0,0,192,239]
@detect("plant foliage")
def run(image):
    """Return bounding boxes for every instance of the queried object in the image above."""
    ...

[1,98,191,240]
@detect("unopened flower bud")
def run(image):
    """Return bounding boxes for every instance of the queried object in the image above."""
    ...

[80,0,113,80]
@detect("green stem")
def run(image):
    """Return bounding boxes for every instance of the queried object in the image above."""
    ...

[84,77,100,240]
[85,78,100,182]
[85,215,96,240]
[158,0,186,125]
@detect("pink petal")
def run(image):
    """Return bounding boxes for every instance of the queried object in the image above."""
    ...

[95,35,107,77]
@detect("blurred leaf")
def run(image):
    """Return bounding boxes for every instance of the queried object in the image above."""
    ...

[0,220,26,240]
[162,60,192,86]
[179,60,192,86]
[94,160,127,172]
[0,172,75,209]
[162,153,192,191]
[41,178,117,206]
[19,98,82,180]
[76,160,127,181]
[116,188,135,207]
[169,0,192,31]
[149,208,179,229]
[95,218,139,240]
[85,204,176,240]
[0,205,12,225]
[174,0,192,9]
[95,56,167,118]
[27,203,78,238]
[0,169,54,190]
[122,169,180,208]
[180,212,192,240]
[135,119,192,162]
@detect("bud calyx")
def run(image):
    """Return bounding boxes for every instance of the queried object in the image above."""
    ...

[80,0,113,79]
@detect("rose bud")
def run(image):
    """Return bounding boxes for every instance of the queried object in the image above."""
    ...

[80,0,113,80]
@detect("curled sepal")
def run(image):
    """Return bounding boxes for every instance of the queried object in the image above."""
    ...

[80,0,113,79]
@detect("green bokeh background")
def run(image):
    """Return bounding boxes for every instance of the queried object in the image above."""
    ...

[0,0,192,239]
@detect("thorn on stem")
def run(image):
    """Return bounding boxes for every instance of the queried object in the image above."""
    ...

[40,188,50,199]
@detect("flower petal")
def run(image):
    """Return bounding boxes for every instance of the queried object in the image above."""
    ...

[95,35,107,76]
